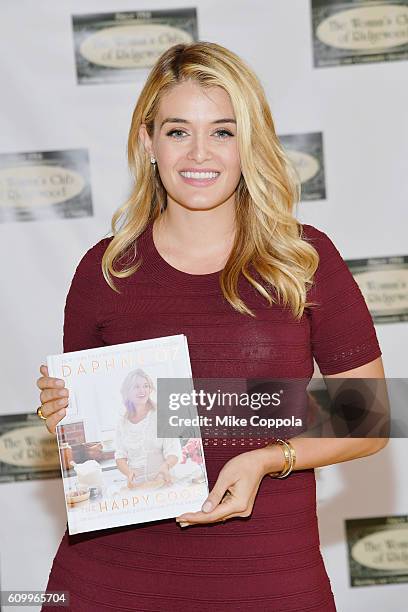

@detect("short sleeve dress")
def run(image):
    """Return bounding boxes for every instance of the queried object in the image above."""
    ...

[42,221,381,612]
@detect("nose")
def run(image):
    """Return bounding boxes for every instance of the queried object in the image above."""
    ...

[186,133,212,162]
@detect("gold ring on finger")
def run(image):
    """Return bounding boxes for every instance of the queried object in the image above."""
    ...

[37,405,47,420]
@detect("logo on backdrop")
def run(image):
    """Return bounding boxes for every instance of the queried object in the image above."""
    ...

[0,413,60,482]
[279,132,326,202]
[346,256,408,323]
[311,0,408,68]
[345,515,408,586]
[72,8,198,85]
[0,149,93,224]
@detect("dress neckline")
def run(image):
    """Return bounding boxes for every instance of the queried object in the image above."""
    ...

[139,220,224,294]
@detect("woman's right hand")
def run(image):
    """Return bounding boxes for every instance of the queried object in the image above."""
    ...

[36,364,69,435]
[127,468,143,488]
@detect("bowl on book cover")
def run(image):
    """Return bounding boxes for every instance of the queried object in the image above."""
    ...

[71,460,104,488]
[65,486,90,506]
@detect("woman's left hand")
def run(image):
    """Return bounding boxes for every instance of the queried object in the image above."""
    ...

[154,461,172,484]
[176,449,269,527]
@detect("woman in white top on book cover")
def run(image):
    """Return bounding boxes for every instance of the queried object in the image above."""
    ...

[114,368,182,487]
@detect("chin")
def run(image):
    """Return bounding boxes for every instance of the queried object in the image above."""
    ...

[176,197,226,212]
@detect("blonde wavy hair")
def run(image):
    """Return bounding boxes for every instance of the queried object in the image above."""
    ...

[120,368,156,420]
[102,41,319,319]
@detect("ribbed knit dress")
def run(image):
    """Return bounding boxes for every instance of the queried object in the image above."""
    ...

[43,221,381,611]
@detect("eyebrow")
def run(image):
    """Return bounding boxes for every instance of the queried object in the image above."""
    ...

[160,117,236,129]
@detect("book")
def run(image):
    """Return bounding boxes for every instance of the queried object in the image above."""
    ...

[46,334,209,535]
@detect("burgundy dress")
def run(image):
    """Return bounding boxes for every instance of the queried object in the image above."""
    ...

[43,222,381,611]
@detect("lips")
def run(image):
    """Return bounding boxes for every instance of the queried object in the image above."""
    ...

[178,170,221,186]
[179,168,221,173]
[180,171,220,179]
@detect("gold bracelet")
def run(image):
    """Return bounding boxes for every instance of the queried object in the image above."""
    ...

[266,439,296,479]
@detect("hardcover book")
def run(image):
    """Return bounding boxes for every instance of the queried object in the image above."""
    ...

[47,334,209,535]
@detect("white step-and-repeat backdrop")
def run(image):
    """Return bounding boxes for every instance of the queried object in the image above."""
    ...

[1,1,407,610]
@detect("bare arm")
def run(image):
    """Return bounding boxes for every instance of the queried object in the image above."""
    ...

[162,454,178,468]
[116,457,132,478]
[255,356,389,475]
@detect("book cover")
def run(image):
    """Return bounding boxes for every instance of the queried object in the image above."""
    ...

[47,334,209,535]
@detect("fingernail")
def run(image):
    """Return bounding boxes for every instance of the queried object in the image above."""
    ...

[202,501,212,513]
[179,522,189,528]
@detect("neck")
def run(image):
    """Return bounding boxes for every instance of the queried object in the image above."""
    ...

[154,198,236,262]
[129,403,150,421]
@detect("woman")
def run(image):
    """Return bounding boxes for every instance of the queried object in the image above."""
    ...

[36,41,387,611]
[115,368,181,487]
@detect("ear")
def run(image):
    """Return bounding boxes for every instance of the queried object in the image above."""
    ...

[139,124,154,158]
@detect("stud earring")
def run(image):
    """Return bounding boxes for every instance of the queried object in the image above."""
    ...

[150,156,156,165]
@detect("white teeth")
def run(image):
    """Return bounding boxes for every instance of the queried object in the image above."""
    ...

[180,171,219,179]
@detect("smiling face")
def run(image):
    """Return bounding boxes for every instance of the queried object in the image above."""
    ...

[128,376,151,410]
[139,80,242,211]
